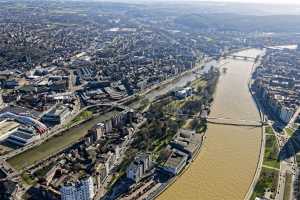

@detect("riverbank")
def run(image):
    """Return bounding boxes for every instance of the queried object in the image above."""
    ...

[6,57,213,171]
[244,53,266,200]
[111,67,218,200]
[7,110,118,171]
[148,133,205,200]
[157,48,263,200]
[142,67,219,200]
[247,64,282,199]
[154,51,261,200]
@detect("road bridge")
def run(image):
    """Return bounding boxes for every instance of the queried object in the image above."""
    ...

[84,102,132,112]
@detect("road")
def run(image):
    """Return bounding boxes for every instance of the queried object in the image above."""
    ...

[288,107,300,126]
[274,126,297,200]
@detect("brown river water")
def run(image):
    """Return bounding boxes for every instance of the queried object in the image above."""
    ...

[8,48,264,199]
[157,49,264,200]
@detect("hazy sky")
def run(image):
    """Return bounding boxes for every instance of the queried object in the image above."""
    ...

[200,0,300,4]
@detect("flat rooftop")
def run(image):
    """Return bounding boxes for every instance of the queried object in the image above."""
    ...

[163,150,188,169]
[171,129,203,155]
[0,120,19,138]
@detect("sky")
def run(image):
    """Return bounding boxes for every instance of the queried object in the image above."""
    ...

[196,0,300,4]
[139,0,300,5]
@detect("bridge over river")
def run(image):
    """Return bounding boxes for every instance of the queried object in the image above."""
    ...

[166,112,266,127]
[211,54,261,62]
[158,48,265,200]
[206,117,265,127]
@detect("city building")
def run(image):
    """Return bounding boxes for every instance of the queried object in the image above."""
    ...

[170,129,203,159]
[60,176,94,200]
[0,119,19,141]
[42,104,71,124]
[6,127,41,146]
[104,120,113,133]
[0,112,47,134]
[174,87,193,99]
[162,148,188,175]
[126,153,151,182]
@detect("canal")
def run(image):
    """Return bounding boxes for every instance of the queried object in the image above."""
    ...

[7,59,215,170]
[7,111,119,170]
[157,49,264,200]
[8,48,264,200]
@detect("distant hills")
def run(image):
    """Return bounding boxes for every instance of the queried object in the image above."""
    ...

[175,14,300,33]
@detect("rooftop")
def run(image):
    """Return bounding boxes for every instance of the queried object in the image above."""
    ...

[0,120,19,138]
[163,149,188,169]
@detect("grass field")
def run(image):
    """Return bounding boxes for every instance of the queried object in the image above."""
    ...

[285,127,295,137]
[66,110,93,128]
[265,126,275,135]
[263,135,280,169]
[251,167,279,200]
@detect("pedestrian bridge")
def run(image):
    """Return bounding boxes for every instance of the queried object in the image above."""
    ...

[224,55,259,61]
[212,54,261,62]
[206,118,263,127]
[166,112,265,127]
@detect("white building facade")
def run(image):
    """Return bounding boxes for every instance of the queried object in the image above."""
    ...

[60,177,94,200]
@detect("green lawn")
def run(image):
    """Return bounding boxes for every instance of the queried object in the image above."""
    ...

[21,172,37,186]
[285,127,295,137]
[66,110,93,128]
[265,126,275,135]
[251,167,279,200]
[263,135,280,169]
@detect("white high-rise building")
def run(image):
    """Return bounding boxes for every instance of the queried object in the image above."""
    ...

[77,177,94,200]
[60,177,94,200]
[60,184,77,200]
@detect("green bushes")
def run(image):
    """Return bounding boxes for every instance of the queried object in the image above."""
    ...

[251,167,279,200]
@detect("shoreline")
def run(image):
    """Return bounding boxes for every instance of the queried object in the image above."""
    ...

[5,57,210,164]
[148,134,205,200]
[151,48,265,200]
[146,61,221,200]
[243,52,266,200]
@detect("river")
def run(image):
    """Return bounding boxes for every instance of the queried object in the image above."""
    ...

[7,111,119,170]
[8,48,264,199]
[156,49,264,200]
[7,59,216,170]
